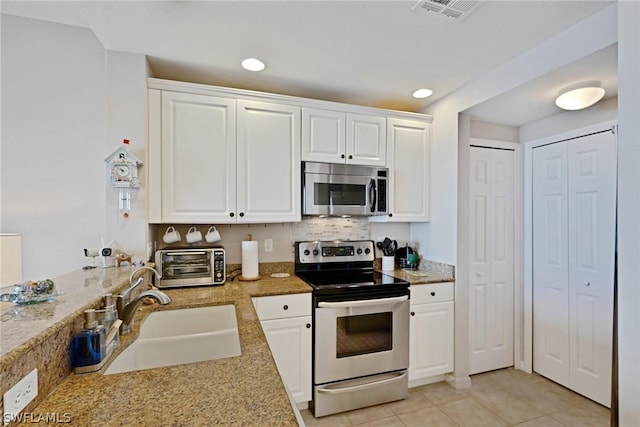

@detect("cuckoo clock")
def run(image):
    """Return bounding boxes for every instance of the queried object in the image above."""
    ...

[105,146,142,188]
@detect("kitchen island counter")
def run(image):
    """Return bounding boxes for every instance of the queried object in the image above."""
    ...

[13,266,311,426]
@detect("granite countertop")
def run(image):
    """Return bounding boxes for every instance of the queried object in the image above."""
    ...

[383,268,455,285]
[25,267,312,427]
[6,260,454,426]
[1,266,141,358]
[377,258,455,285]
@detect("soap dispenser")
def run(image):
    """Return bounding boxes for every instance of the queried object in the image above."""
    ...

[71,309,106,374]
[96,293,120,354]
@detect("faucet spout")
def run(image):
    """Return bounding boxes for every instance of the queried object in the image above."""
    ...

[120,290,172,328]
[129,266,161,285]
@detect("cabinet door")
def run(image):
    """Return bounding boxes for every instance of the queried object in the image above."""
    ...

[346,113,386,166]
[160,91,236,223]
[302,108,346,163]
[261,316,312,403]
[409,301,454,381]
[387,118,431,221]
[237,100,301,223]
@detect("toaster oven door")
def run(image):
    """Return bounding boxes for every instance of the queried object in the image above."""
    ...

[156,250,221,288]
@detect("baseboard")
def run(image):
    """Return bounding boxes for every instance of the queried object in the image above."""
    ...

[445,373,472,389]
[409,374,445,388]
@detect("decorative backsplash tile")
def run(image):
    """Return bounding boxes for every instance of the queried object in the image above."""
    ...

[291,217,371,241]
[150,217,412,264]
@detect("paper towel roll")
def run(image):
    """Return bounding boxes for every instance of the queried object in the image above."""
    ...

[241,240,259,279]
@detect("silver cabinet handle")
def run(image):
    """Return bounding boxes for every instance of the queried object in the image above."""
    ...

[317,371,407,395]
[318,295,408,309]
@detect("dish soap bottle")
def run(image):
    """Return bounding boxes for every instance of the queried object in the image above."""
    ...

[71,309,106,373]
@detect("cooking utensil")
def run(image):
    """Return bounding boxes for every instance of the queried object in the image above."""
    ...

[378,238,397,256]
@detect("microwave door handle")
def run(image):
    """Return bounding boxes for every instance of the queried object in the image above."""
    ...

[318,295,408,309]
[368,179,376,213]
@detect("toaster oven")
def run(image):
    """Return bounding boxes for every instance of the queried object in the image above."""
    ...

[155,248,225,288]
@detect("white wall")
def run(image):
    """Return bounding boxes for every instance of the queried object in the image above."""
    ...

[616,2,640,424]
[519,96,618,143]
[1,16,150,280]
[412,3,617,267]
[1,15,107,279]
[470,120,519,142]
[413,3,618,387]
[105,51,152,261]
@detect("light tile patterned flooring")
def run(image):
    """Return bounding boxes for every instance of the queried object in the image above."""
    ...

[300,368,610,426]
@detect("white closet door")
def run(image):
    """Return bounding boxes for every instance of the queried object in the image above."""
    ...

[532,130,615,407]
[532,142,570,387]
[469,146,515,374]
[567,132,615,406]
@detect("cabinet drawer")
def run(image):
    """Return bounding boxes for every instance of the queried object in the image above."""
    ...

[410,282,454,304]
[253,293,312,320]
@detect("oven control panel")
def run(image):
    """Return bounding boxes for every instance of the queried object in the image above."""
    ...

[296,240,375,264]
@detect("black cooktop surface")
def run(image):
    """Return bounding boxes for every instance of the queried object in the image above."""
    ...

[296,269,409,294]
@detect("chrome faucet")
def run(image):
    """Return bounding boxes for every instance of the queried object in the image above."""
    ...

[119,266,161,307]
[129,266,161,288]
[119,290,172,332]
[116,266,165,334]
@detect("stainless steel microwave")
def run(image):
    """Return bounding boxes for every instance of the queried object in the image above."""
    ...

[302,162,388,216]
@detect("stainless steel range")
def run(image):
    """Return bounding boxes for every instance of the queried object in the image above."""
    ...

[294,240,410,418]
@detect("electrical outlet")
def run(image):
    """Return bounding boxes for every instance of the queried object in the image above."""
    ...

[3,368,38,426]
[264,238,273,252]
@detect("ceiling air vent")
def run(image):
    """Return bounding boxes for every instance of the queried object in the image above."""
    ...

[412,0,482,21]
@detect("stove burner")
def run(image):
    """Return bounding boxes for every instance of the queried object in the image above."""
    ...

[294,240,409,296]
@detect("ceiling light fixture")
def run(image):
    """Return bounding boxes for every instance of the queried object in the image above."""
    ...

[412,88,433,99]
[241,58,266,72]
[555,81,605,111]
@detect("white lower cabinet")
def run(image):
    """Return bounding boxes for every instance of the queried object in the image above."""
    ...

[409,283,455,385]
[253,294,312,404]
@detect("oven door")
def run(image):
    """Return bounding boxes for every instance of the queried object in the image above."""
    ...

[314,294,409,384]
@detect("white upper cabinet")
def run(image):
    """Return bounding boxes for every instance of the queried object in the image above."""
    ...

[302,108,386,166]
[302,108,345,163]
[148,89,301,224]
[386,118,431,221]
[236,100,301,223]
[157,91,237,223]
[347,113,387,166]
[148,79,433,224]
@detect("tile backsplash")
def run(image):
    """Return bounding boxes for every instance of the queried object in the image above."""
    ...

[151,218,411,264]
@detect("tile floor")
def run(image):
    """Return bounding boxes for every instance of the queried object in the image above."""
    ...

[300,368,611,426]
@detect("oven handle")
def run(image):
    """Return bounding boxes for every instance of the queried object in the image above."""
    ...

[317,295,408,309]
[316,371,407,395]
[165,251,209,256]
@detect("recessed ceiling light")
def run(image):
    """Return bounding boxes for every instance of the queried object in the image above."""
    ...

[412,88,433,99]
[555,81,605,111]
[241,58,266,72]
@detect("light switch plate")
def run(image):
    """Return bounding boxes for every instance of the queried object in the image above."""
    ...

[3,368,38,425]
